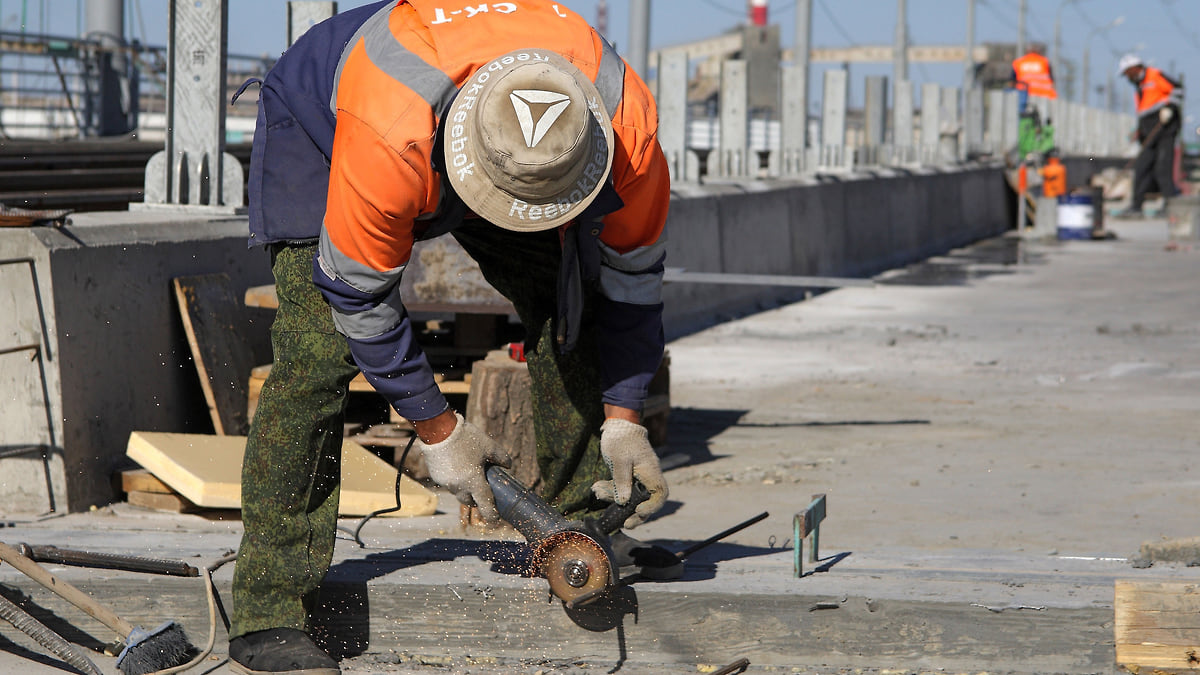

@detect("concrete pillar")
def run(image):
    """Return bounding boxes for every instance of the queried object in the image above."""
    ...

[656,51,689,182]
[986,89,1005,154]
[288,2,337,46]
[1001,90,1020,154]
[965,88,984,158]
[85,0,133,136]
[782,0,812,175]
[893,79,914,164]
[719,60,749,177]
[628,0,651,78]
[962,0,976,160]
[939,86,960,163]
[864,75,888,149]
[920,82,940,164]
[781,64,807,175]
[893,0,908,85]
[821,69,848,168]
[140,0,243,210]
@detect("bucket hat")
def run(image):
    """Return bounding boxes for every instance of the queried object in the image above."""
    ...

[443,49,614,232]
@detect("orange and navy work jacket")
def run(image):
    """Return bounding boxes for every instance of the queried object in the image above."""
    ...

[246,1,670,421]
[1135,67,1182,119]
[1012,52,1057,100]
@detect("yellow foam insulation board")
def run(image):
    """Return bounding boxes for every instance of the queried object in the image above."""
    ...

[126,432,437,517]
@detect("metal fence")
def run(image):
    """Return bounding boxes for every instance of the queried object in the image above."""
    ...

[0,29,266,142]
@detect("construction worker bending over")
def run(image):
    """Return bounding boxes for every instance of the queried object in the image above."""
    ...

[1117,54,1184,217]
[228,2,673,673]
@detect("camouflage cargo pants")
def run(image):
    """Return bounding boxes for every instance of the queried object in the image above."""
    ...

[231,226,608,637]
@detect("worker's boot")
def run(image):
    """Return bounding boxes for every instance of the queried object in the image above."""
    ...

[228,628,339,675]
[1113,205,1144,219]
[608,530,685,581]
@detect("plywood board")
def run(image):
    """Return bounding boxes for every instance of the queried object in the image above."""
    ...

[126,432,437,517]
[1115,580,1200,671]
[174,274,254,435]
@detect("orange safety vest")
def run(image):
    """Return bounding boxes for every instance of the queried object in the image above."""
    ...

[1012,52,1057,100]
[1039,160,1066,199]
[1136,67,1178,117]
[323,0,670,275]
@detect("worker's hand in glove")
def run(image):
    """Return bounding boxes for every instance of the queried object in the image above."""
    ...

[416,411,511,523]
[591,417,668,529]
[1160,107,1174,124]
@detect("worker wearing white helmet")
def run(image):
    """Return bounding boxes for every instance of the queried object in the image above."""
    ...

[1116,54,1184,217]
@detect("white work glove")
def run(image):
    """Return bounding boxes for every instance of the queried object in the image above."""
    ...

[591,418,668,529]
[417,412,511,523]
[1160,107,1174,124]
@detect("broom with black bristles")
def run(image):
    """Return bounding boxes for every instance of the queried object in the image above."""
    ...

[0,541,195,674]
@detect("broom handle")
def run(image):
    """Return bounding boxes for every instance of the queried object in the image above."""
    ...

[0,541,134,638]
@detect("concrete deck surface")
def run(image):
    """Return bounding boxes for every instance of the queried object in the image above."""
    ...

[1,216,1198,675]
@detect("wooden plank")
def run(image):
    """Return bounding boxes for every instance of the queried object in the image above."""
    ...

[127,490,199,513]
[119,469,174,494]
[125,431,437,517]
[174,274,254,436]
[1116,580,1200,670]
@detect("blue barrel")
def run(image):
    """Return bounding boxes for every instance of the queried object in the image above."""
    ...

[1056,193,1093,240]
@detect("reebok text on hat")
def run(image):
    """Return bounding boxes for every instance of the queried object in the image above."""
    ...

[444,49,615,232]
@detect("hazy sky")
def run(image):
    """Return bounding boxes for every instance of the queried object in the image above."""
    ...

[6,0,1198,139]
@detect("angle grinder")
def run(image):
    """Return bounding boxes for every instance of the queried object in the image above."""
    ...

[485,465,646,605]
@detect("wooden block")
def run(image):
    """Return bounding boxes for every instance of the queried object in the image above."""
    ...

[174,274,254,436]
[126,432,437,517]
[119,469,174,495]
[466,350,539,490]
[1116,580,1200,671]
[127,490,199,513]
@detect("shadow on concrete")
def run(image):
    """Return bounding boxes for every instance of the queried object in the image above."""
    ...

[875,235,1046,287]
[0,584,109,657]
[735,419,931,427]
[664,407,747,469]
[801,550,853,577]
[666,408,931,469]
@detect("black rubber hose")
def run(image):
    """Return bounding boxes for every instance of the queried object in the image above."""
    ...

[0,591,102,675]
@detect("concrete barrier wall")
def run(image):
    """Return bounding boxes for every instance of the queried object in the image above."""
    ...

[0,212,273,512]
[0,163,1010,512]
[662,163,1010,335]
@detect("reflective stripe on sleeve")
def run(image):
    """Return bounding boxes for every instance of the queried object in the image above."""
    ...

[595,36,625,120]
[330,3,457,117]
[317,228,408,339]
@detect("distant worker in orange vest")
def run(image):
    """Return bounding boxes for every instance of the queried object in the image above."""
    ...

[1039,150,1067,200]
[1012,44,1058,101]
[1116,53,1183,217]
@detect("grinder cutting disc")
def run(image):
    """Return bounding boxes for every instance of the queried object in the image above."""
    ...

[536,531,613,603]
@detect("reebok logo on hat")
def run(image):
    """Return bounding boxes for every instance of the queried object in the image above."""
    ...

[509,90,571,148]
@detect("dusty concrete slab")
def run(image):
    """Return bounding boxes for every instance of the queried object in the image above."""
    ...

[1,216,1199,674]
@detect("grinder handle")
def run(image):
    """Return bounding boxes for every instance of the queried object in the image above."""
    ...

[593,479,651,534]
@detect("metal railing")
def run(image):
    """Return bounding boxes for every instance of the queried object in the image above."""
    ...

[0,29,267,142]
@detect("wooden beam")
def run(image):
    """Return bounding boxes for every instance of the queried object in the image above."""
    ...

[174,274,254,435]
[1116,580,1200,671]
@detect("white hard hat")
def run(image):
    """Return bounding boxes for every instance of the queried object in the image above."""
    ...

[1117,53,1143,75]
